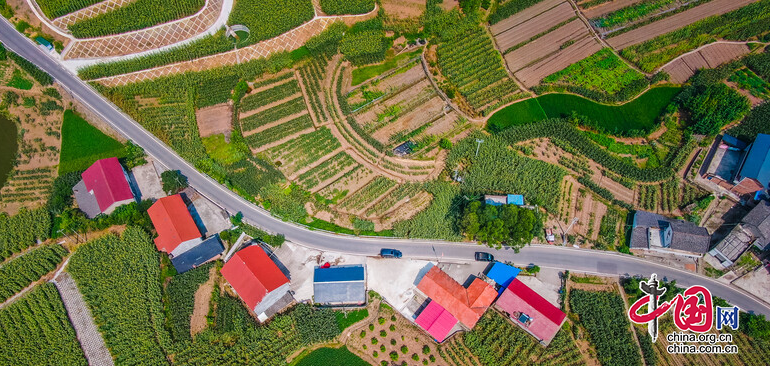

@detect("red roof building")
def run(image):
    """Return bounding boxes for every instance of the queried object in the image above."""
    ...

[148,194,202,256]
[76,157,134,217]
[496,278,566,345]
[221,245,291,321]
[416,266,497,328]
[415,301,458,342]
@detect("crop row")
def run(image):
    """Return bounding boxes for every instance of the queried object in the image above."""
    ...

[244,114,313,149]
[195,73,240,108]
[265,128,342,175]
[317,165,374,201]
[337,176,396,212]
[241,96,307,133]
[36,0,102,19]
[167,264,212,343]
[223,157,284,198]
[364,183,422,218]
[596,208,623,249]
[241,79,301,112]
[0,244,67,303]
[0,208,51,262]
[637,184,659,211]
[297,151,358,190]
[299,56,330,123]
[68,0,205,38]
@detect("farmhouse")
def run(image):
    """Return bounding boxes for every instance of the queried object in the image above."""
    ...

[495,278,566,345]
[630,211,710,257]
[313,265,367,307]
[73,157,136,218]
[702,134,770,196]
[221,245,293,322]
[148,194,203,256]
[416,266,497,329]
[484,194,525,206]
[710,200,770,267]
[170,235,224,273]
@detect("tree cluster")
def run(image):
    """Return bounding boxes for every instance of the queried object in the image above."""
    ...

[459,200,539,249]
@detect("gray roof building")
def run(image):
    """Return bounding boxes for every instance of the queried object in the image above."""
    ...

[313,265,366,306]
[709,200,770,267]
[72,180,102,218]
[630,211,710,256]
[746,200,770,250]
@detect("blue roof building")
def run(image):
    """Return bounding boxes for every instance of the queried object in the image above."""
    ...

[485,262,521,293]
[484,194,525,206]
[313,265,366,306]
[736,133,770,190]
[507,194,524,206]
[171,235,224,273]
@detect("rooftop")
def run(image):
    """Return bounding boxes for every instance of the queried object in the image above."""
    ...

[221,245,289,311]
[738,134,770,189]
[496,278,566,345]
[313,265,366,305]
[414,300,458,343]
[631,211,710,254]
[417,266,497,328]
[148,194,202,254]
[81,157,134,212]
[170,235,224,273]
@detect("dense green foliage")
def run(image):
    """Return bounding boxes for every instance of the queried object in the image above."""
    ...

[0,283,87,366]
[592,0,675,28]
[447,132,567,211]
[68,228,171,365]
[228,0,314,45]
[35,0,102,18]
[319,0,375,15]
[489,0,545,24]
[464,312,585,366]
[488,87,680,136]
[295,347,369,366]
[621,1,770,72]
[570,290,642,366]
[0,244,67,303]
[436,25,520,115]
[335,308,369,330]
[727,101,770,142]
[729,68,770,98]
[0,208,51,261]
[58,110,126,174]
[459,201,540,249]
[67,0,204,38]
[393,182,463,240]
[677,83,750,135]
[340,20,389,66]
[46,171,83,215]
[7,50,53,86]
[745,47,770,80]
[634,327,657,366]
[539,48,649,102]
[161,170,189,194]
[166,263,212,343]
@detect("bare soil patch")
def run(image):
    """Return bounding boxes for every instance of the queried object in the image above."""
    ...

[505,19,590,71]
[371,96,446,144]
[494,2,575,50]
[580,0,644,19]
[663,43,751,83]
[190,266,217,336]
[382,0,426,19]
[606,0,755,49]
[196,103,232,138]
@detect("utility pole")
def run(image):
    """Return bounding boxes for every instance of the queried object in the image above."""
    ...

[475,139,484,157]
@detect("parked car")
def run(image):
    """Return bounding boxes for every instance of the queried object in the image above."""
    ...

[545,228,556,244]
[474,252,494,262]
[380,248,402,258]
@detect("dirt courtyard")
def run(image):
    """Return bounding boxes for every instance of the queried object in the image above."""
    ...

[195,103,232,138]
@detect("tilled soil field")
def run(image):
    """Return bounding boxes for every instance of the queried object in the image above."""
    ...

[663,43,751,83]
[504,19,591,71]
[371,95,447,144]
[514,35,603,88]
[490,0,564,34]
[580,0,645,19]
[494,2,576,51]
[606,0,756,49]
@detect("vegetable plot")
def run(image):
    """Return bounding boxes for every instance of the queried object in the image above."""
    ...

[67,0,206,38]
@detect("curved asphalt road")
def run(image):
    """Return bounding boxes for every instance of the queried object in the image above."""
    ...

[3,19,769,317]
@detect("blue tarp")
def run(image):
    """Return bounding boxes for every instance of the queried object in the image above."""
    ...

[507,194,524,206]
[486,262,520,293]
[171,235,224,273]
[314,265,365,283]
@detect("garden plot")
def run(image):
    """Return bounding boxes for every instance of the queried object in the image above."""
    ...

[588,0,709,38]
[579,0,645,19]
[298,55,332,124]
[376,191,432,229]
[515,36,603,88]
[317,165,377,201]
[335,176,398,215]
[606,0,755,49]
[490,0,565,34]
[504,19,592,71]
[263,128,342,177]
[295,151,360,192]
[346,62,427,112]
[662,43,751,83]
[493,1,576,52]
[195,104,232,138]
[354,79,435,130]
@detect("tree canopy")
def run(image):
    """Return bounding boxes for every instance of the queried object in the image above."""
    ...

[459,201,540,250]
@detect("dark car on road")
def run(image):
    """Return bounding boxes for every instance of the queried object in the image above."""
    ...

[380,248,402,258]
[474,252,494,262]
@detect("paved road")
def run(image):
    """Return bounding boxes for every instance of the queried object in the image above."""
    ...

[2,19,769,317]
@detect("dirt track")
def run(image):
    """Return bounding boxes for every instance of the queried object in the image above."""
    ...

[606,0,757,49]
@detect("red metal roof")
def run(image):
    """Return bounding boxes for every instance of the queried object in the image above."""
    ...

[415,301,457,342]
[81,157,133,212]
[220,245,289,311]
[417,266,497,328]
[496,278,566,344]
[148,194,201,253]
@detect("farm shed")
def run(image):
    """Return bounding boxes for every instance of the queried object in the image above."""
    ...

[416,266,497,328]
[73,157,136,218]
[221,245,292,322]
[170,235,224,273]
[485,262,521,293]
[496,278,566,345]
[484,194,524,206]
[414,300,458,342]
[148,194,203,257]
[703,134,770,197]
[630,211,710,257]
[393,141,415,156]
[313,265,367,306]
[735,134,770,191]
[710,199,770,263]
